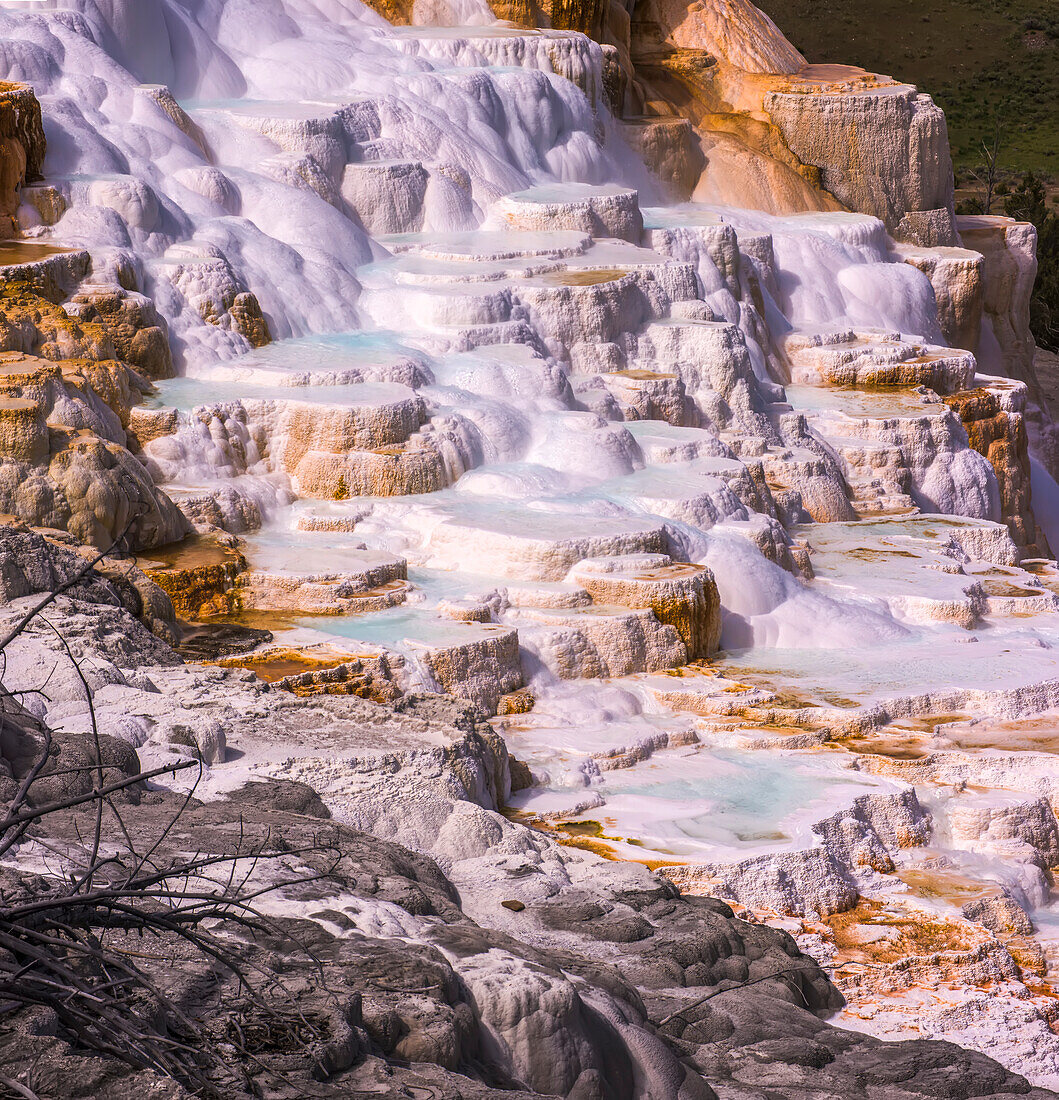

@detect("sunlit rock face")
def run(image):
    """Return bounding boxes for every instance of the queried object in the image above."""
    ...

[0,81,45,236]
[0,259,186,549]
[1,0,1059,1093]
[763,86,957,244]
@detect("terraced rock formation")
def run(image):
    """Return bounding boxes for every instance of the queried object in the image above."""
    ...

[0,0,1057,1096]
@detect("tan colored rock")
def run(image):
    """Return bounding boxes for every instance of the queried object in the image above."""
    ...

[821,898,1025,998]
[568,555,721,658]
[0,246,91,306]
[0,279,185,552]
[957,216,1038,389]
[947,794,1059,868]
[17,184,67,230]
[962,893,1035,936]
[515,603,687,678]
[134,84,209,156]
[668,848,859,919]
[58,357,151,430]
[0,276,105,365]
[267,390,426,471]
[763,85,956,242]
[0,82,45,235]
[142,537,249,620]
[237,552,409,615]
[0,386,187,550]
[438,598,494,623]
[898,244,984,353]
[162,245,272,348]
[295,438,450,498]
[761,449,854,523]
[44,433,187,550]
[497,687,535,716]
[648,0,805,74]
[70,287,174,380]
[620,117,703,201]
[127,405,179,448]
[0,351,63,393]
[598,368,688,424]
[0,395,47,464]
[786,330,976,393]
[945,385,1039,551]
[276,656,404,704]
[955,215,1059,478]
[218,643,406,705]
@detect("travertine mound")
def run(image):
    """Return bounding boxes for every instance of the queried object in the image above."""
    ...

[946,383,1041,552]
[764,85,957,242]
[1,7,1058,1093]
[0,348,185,551]
[161,244,272,349]
[898,243,984,352]
[0,82,44,235]
[0,573,1053,1099]
[569,554,722,658]
[489,184,645,242]
[958,215,1059,477]
[786,331,976,393]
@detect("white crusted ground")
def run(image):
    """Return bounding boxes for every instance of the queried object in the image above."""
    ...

[1,0,1059,1089]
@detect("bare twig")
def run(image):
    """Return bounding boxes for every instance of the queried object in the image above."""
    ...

[0,1071,42,1100]
[0,509,347,1095]
[0,508,144,657]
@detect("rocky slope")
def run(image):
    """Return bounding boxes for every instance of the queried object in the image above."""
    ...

[0,528,1056,1099]
[0,0,1057,1096]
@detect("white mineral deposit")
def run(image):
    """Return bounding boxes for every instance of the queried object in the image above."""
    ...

[0,1,1056,1097]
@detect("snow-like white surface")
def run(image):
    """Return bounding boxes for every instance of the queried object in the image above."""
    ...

[3,0,1059,1084]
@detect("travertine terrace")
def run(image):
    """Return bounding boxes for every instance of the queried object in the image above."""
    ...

[0,1,1058,1096]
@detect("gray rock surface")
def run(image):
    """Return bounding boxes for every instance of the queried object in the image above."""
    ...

[0,538,1053,1099]
[1,764,1051,1100]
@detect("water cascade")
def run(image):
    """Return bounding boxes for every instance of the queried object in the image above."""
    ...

[0,0,1058,1090]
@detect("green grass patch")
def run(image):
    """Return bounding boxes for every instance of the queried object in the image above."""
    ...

[758,0,1059,179]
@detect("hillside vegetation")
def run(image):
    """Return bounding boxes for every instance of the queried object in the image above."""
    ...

[757,0,1059,181]
[757,0,1059,349]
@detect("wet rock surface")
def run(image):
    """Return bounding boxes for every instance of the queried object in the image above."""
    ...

[1,710,1053,1100]
[0,1,1056,1094]
[0,547,1050,1096]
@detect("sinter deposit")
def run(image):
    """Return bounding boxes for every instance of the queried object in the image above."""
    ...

[0,0,1057,1097]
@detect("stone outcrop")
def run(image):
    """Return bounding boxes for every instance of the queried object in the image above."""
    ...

[786,330,975,393]
[489,184,644,242]
[568,554,722,658]
[0,338,185,551]
[945,384,1043,553]
[958,217,1039,391]
[70,287,174,381]
[899,243,984,352]
[0,573,1054,1099]
[0,82,45,236]
[0,160,188,551]
[0,522,177,642]
[764,85,957,243]
[142,535,249,620]
[417,624,524,713]
[957,215,1059,477]
[162,245,271,349]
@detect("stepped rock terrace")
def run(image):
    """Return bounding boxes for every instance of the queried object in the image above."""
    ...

[0,0,1056,1096]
